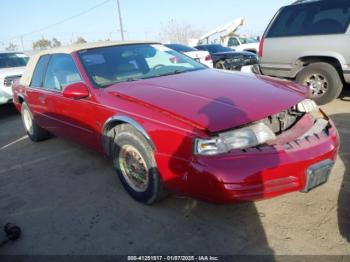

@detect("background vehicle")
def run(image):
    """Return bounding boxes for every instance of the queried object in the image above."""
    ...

[226,36,259,53]
[193,17,260,53]
[165,43,213,68]
[195,44,259,72]
[0,52,29,104]
[259,0,350,105]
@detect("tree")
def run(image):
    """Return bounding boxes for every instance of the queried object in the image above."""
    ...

[32,38,51,50]
[159,19,204,44]
[5,42,18,51]
[75,37,87,44]
[51,38,62,48]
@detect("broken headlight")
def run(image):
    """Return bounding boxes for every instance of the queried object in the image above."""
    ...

[194,122,276,156]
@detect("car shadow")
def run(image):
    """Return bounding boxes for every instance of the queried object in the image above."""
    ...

[0,101,279,255]
[0,103,19,120]
[166,97,279,255]
[339,83,350,101]
[331,113,350,242]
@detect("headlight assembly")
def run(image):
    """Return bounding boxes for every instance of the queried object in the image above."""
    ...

[194,122,276,156]
[296,99,318,113]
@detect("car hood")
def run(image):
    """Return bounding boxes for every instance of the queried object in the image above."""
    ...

[105,69,307,133]
[213,51,254,57]
[239,42,259,49]
[0,67,26,78]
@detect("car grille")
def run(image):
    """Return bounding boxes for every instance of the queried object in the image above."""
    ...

[4,75,22,87]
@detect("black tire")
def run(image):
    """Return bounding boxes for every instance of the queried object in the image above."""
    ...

[112,124,167,204]
[21,102,50,142]
[296,62,343,105]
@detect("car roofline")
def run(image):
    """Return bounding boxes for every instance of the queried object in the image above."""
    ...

[20,41,160,86]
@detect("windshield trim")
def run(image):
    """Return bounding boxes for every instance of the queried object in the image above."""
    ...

[78,43,206,89]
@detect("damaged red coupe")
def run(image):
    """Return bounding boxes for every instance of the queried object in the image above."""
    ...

[12,42,339,204]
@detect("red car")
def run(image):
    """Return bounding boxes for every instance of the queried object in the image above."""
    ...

[12,41,339,204]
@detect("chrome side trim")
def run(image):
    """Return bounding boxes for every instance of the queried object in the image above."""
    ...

[102,115,156,155]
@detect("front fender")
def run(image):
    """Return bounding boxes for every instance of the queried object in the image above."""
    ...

[102,115,156,155]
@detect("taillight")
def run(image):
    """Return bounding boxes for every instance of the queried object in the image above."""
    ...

[258,37,264,58]
[205,54,212,61]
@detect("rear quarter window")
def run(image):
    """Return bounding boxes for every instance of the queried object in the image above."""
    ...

[266,1,350,38]
[30,55,50,87]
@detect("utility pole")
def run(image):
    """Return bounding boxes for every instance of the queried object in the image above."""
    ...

[117,0,125,40]
[20,36,24,51]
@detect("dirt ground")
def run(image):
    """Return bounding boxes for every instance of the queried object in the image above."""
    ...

[0,89,349,255]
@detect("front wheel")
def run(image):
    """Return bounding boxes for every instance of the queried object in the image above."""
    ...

[112,124,167,204]
[296,62,343,105]
[21,102,50,142]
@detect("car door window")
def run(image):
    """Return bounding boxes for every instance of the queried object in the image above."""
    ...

[43,54,82,91]
[30,55,50,87]
[228,38,240,47]
[267,1,350,37]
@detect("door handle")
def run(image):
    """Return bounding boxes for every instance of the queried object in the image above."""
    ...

[38,95,46,104]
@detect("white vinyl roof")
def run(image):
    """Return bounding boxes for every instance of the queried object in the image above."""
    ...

[21,41,158,86]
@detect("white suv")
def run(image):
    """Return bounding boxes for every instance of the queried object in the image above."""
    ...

[0,52,29,104]
[259,0,350,104]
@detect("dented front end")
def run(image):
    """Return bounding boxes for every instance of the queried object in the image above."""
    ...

[182,100,340,203]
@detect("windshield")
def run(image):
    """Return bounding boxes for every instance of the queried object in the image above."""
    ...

[239,37,259,44]
[78,44,206,87]
[0,53,29,69]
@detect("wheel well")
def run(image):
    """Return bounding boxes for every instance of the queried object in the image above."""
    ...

[18,96,24,104]
[102,117,155,156]
[297,56,343,78]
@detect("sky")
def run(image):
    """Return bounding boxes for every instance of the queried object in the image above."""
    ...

[1,0,293,51]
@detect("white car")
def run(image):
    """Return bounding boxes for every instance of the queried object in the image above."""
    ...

[226,36,260,54]
[165,44,213,68]
[0,52,29,104]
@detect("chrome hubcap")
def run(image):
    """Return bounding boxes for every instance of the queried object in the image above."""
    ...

[23,109,33,135]
[119,145,149,192]
[303,74,328,97]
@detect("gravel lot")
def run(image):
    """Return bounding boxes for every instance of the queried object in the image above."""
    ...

[0,88,349,255]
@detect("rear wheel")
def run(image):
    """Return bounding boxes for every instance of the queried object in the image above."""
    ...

[21,102,50,142]
[296,62,343,105]
[112,124,167,204]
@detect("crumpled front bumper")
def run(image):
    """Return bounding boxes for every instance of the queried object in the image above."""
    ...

[193,118,339,203]
[156,115,340,204]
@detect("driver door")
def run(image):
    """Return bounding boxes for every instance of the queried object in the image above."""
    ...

[41,54,99,150]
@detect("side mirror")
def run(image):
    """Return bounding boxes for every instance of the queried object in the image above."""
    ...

[62,82,89,99]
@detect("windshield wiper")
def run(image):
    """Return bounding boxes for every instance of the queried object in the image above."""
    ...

[100,68,203,87]
[141,69,198,80]
[154,70,184,77]
[99,77,141,88]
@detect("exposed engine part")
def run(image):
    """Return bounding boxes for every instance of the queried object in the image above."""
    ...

[262,107,304,134]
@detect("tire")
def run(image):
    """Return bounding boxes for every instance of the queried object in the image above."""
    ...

[21,102,50,142]
[296,62,343,105]
[112,124,167,204]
